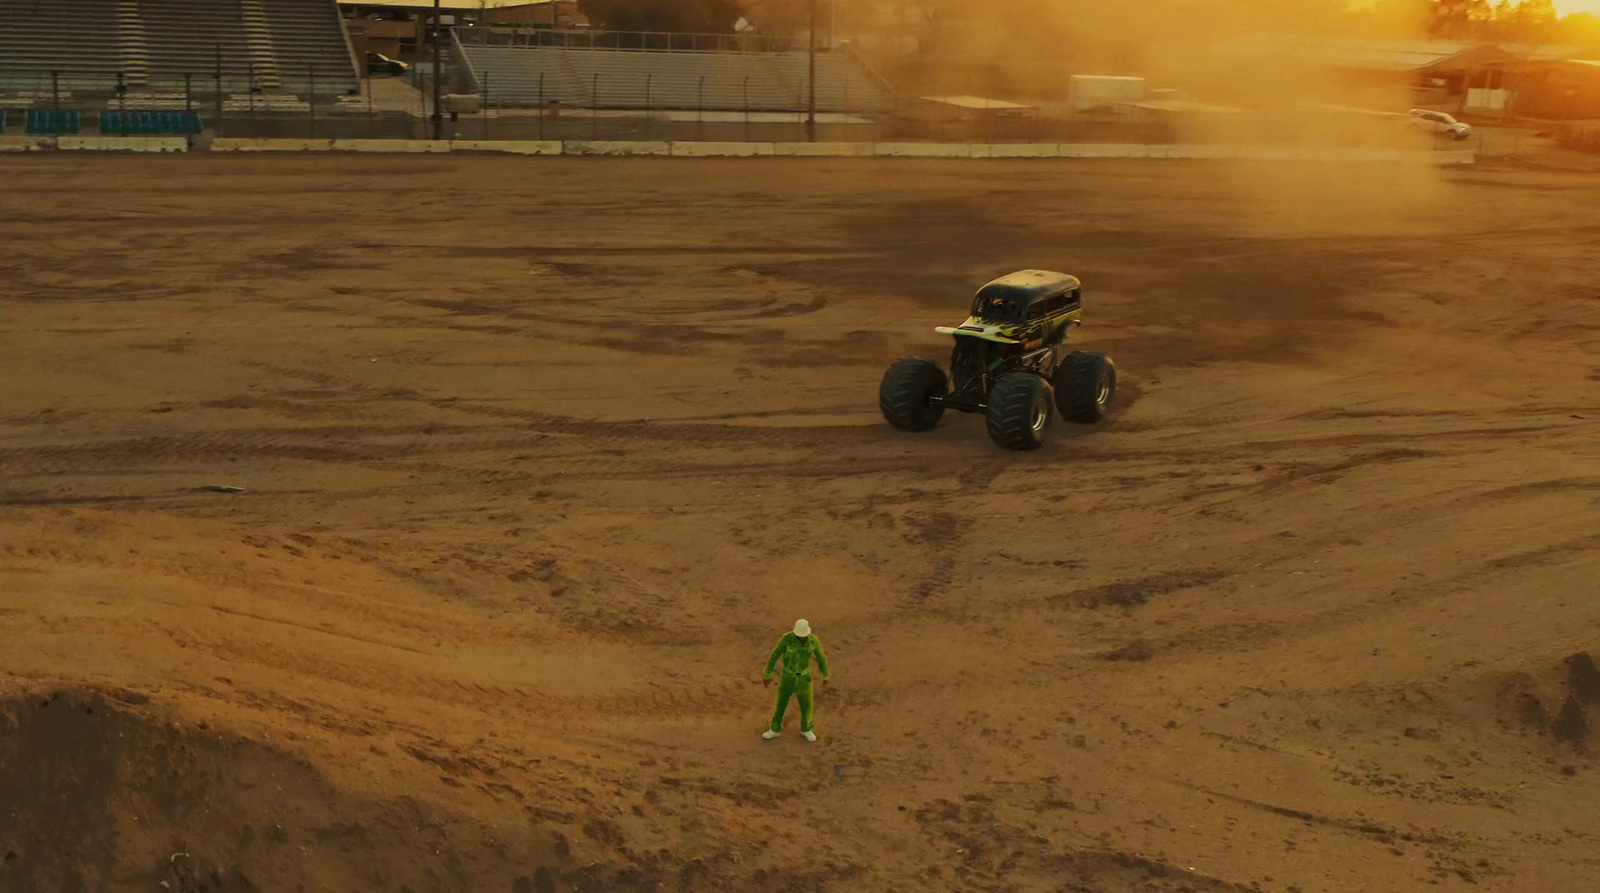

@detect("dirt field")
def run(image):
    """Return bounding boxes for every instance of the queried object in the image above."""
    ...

[1,154,1598,893]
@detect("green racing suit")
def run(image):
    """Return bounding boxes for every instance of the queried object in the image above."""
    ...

[763,632,830,734]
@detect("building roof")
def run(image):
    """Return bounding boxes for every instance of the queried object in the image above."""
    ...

[1418,44,1522,74]
[918,95,1030,110]
[1218,35,1585,73]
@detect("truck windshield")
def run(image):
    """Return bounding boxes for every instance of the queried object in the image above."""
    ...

[973,295,1024,320]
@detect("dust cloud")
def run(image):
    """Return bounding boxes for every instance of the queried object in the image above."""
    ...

[882,0,1450,227]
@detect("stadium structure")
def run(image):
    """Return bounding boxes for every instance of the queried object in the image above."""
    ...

[0,0,897,140]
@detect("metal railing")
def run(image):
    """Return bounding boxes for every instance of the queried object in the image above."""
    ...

[455,26,811,54]
[0,63,358,99]
[0,65,386,139]
[0,65,1507,150]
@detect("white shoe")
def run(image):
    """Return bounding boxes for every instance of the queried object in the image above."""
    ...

[802,731,817,742]
[762,730,779,740]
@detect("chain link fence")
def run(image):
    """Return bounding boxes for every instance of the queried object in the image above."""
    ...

[0,65,1509,150]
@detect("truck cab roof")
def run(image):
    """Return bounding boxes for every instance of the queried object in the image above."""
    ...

[971,270,1082,321]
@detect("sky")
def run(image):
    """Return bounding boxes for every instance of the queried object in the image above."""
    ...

[1556,0,1600,14]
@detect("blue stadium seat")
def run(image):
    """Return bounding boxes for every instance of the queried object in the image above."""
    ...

[25,110,81,135]
[100,110,202,135]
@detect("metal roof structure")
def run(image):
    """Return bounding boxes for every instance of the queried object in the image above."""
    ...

[917,95,1030,111]
[1218,35,1585,73]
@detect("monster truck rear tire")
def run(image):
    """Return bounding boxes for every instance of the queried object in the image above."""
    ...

[985,374,1053,451]
[1053,351,1116,423]
[879,358,948,432]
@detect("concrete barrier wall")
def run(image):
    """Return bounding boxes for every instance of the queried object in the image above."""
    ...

[772,142,874,157]
[452,139,562,156]
[211,138,336,152]
[57,136,187,152]
[564,140,671,156]
[185,138,1477,165]
[1060,143,1152,158]
[0,136,50,152]
[1147,144,1236,159]
[669,141,775,157]
[329,139,452,153]
[874,142,973,158]
[972,143,1062,158]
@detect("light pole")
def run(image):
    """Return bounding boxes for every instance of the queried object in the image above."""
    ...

[806,0,817,141]
[431,0,442,140]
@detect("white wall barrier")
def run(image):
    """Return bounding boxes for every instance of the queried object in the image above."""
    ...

[563,140,671,156]
[210,138,335,152]
[772,142,875,157]
[1146,144,1237,159]
[669,141,775,157]
[452,139,562,155]
[0,136,50,152]
[873,142,973,158]
[182,138,1479,165]
[57,136,187,152]
[971,143,1063,158]
[1059,143,1152,158]
[329,139,452,153]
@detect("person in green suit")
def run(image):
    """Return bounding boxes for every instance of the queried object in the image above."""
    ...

[762,618,830,742]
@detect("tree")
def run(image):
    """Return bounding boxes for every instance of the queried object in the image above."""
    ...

[1503,0,1561,43]
[579,0,746,33]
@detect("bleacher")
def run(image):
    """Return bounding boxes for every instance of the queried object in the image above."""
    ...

[261,0,358,89]
[139,0,261,85]
[0,0,125,90]
[26,109,82,134]
[0,0,357,96]
[459,45,892,113]
[100,109,202,134]
[769,54,892,114]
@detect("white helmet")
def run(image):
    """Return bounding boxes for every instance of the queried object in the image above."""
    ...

[793,619,811,638]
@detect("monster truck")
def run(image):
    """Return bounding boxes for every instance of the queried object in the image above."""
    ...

[878,270,1117,451]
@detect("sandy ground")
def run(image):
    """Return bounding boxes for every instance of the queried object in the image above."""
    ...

[1,154,1598,893]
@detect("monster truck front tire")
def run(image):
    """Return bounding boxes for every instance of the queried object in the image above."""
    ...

[985,373,1053,451]
[879,358,948,432]
[1053,351,1116,423]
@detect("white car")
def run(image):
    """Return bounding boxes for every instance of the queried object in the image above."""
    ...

[1409,109,1472,140]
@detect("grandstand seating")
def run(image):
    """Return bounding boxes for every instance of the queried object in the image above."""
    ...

[768,54,891,114]
[261,0,356,88]
[26,109,82,134]
[0,0,356,96]
[0,0,125,90]
[458,45,892,113]
[99,109,202,134]
[139,0,262,85]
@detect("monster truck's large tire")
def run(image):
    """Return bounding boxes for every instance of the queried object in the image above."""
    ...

[1053,351,1116,423]
[985,374,1053,451]
[879,358,948,432]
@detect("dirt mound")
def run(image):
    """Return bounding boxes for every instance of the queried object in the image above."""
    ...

[0,687,1244,893]
[0,688,575,893]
